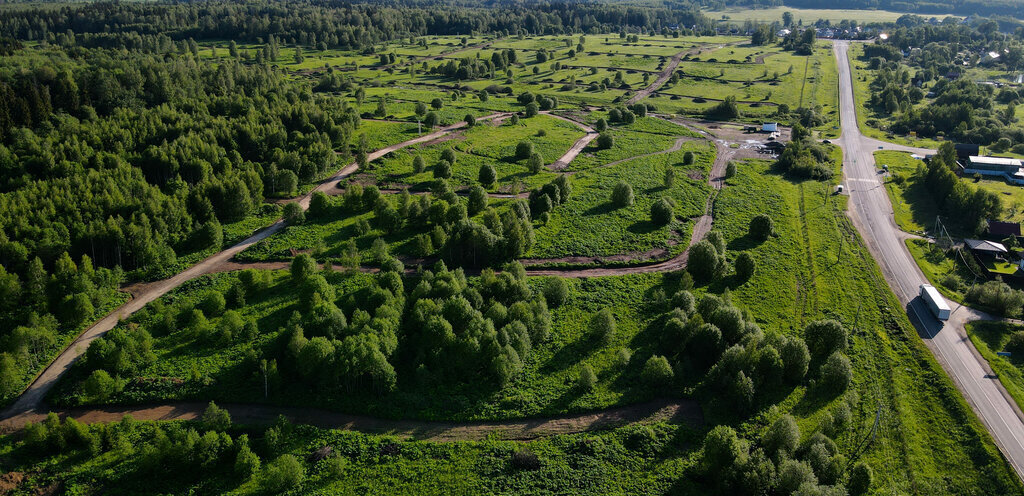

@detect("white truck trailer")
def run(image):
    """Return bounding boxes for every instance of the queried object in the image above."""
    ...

[920,284,951,320]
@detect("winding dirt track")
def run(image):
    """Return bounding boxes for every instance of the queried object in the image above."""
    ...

[0,399,703,441]
[0,111,726,439]
[0,113,505,422]
[627,42,739,105]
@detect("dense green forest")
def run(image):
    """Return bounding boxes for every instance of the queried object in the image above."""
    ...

[0,0,725,417]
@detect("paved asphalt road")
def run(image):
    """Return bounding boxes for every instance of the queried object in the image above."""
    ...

[834,40,1024,479]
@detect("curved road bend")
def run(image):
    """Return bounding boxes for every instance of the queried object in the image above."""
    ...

[0,113,507,419]
[834,40,1024,479]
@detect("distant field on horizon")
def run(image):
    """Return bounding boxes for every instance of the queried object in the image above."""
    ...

[705,6,961,24]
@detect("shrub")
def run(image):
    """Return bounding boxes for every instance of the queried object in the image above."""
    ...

[591,308,616,344]
[777,459,817,494]
[734,252,755,281]
[849,462,873,495]
[468,186,488,215]
[291,254,317,283]
[525,102,539,117]
[763,415,798,458]
[819,352,852,396]
[83,369,116,402]
[672,290,695,314]
[202,401,231,431]
[641,355,674,386]
[200,292,226,317]
[479,164,497,186]
[725,161,737,178]
[651,198,674,225]
[260,455,305,492]
[235,445,261,478]
[516,141,535,160]
[611,181,634,208]
[780,336,810,382]
[543,278,568,307]
[597,132,614,149]
[966,280,1024,317]
[804,320,848,361]
[595,118,608,132]
[1006,331,1024,355]
[309,191,330,218]
[702,425,742,473]
[749,214,774,241]
[687,240,724,283]
[578,363,597,391]
[283,202,304,225]
[511,448,541,470]
[413,155,426,173]
[465,114,476,127]
[683,151,695,165]
[528,152,545,173]
[434,160,452,179]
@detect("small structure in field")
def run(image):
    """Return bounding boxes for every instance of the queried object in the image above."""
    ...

[961,156,1024,185]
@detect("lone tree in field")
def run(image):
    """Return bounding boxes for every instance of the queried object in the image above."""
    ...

[283,202,304,225]
[734,252,755,281]
[688,240,724,282]
[516,141,534,160]
[413,155,426,173]
[683,151,695,165]
[611,181,634,208]
[591,308,616,345]
[479,164,497,186]
[705,96,740,120]
[434,159,452,179]
[465,114,476,127]
[749,214,774,241]
[528,152,545,173]
[544,277,568,307]
[424,111,440,128]
[725,161,737,178]
[595,118,608,132]
[651,197,674,225]
[578,363,597,391]
[597,132,614,149]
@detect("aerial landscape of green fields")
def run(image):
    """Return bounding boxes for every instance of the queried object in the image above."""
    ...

[3,0,1024,494]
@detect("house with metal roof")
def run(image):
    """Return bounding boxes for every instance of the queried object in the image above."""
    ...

[965,238,1009,254]
[961,156,1024,185]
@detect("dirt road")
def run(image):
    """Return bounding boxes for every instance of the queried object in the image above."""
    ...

[1,113,506,420]
[627,42,737,105]
[0,398,702,441]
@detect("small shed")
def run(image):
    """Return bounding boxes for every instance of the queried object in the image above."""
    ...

[987,220,1021,238]
[965,238,1009,255]
[761,122,779,133]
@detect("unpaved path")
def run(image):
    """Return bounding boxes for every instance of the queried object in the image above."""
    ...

[1,112,720,440]
[546,113,598,170]
[627,42,739,105]
[1,113,506,420]
[0,398,702,441]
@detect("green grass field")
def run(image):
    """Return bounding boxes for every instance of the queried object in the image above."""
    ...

[706,6,958,25]
[967,321,1024,420]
